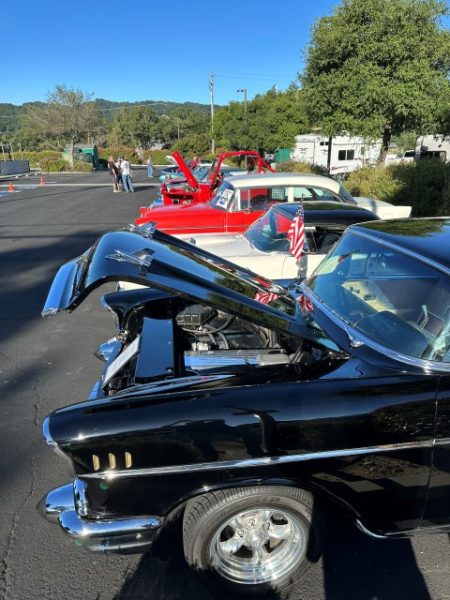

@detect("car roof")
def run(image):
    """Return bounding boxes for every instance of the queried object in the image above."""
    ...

[350,218,450,271]
[271,201,378,225]
[274,201,374,217]
[225,172,341,192]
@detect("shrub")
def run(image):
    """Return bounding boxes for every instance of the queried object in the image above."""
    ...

[346,159,450,217]
[346,165,402,203]
[276,161,328,175]
[390,159,450,217]
[39,157,70,172]
[72,161,94,172]
[142,149,172,165]
[98,146,140,164]
[7,151,61,167]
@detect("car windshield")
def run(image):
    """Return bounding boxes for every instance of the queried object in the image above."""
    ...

[338,184,357,204]
[244,210,292,253]
[210,181,236,210]
[305,232,450,363]
[193,165,212,181]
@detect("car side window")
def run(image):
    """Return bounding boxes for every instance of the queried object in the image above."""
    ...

[312,187,341,202]
[240,187,288,211]
[293,187,315,201]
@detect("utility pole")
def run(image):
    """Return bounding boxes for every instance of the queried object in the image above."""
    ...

[237,88,248,164]
[209,71,215,154]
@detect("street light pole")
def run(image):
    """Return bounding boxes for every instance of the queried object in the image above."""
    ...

[237,89,248,164]
[237,88,247,114]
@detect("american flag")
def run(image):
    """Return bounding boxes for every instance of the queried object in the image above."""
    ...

[255,291,279,305]
[298,294,314,313]
[287,203,305,260]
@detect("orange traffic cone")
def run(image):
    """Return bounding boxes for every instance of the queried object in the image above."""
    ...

[8,182,14,192]
[39,176,45,185]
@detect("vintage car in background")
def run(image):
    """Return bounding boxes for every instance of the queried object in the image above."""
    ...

[181,201,379,281]
[159,162,211,183]
[156,150,274,206]
[159,157,214,183]
[137,172,411,233]
[136,172,371,235]
[156,163,246,202]
[41,218,450,595]
[157,163,180,180]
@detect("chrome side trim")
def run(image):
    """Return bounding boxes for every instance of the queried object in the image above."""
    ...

[300,286,450,374]
[435,437,450,446]
[356,519,388,540]
[82,439,432,480]
[112,373,235,399]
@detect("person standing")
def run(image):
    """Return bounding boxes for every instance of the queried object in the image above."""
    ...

[115,157,123,190]
[146,155,154,178]
[121,158,134,192]
[108,156,120,192]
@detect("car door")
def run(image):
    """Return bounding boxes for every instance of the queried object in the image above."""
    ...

[419,373,450,530]
[224,206,245,232]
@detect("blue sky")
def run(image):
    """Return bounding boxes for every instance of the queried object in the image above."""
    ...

[4,0,450,107]
[3,0,338,106]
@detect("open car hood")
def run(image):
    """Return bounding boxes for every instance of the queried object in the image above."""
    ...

[42,226,309,338]
[171,151,199,191]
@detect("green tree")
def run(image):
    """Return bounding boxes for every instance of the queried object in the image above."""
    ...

[110,106,160,149]
[302,0,450,162]
[23,85,104,152]
[215,89,309,153]
[159,108,210,148]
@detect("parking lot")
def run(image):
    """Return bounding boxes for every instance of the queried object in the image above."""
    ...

[0,168,449,600]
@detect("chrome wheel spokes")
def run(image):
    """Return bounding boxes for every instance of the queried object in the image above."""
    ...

[210,507,307,584]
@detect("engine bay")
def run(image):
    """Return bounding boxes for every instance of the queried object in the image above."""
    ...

[101,292,345,394]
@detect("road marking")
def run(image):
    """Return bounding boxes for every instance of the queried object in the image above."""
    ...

[0,190,23,197]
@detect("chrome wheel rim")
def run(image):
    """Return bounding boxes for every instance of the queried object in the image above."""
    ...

[209,507,307,585]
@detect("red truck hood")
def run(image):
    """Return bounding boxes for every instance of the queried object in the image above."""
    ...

[171,151,199,190]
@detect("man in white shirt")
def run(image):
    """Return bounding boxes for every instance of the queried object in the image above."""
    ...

[120,159,134,192]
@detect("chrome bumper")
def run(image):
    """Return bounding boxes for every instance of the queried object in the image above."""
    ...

[39,482,161,552]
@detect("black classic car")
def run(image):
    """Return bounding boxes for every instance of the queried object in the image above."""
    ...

[40,219,450,595]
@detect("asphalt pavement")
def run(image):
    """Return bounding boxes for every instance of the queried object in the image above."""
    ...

[0,168,449,600]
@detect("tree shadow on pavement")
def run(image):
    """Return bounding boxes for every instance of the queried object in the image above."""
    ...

[290,511,431,600]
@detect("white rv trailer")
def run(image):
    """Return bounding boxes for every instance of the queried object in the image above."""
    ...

[291,134,382,174]
[415,135,450,162]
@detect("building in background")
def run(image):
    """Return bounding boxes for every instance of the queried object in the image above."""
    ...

[290,134,382,174]
[415,135,450,162]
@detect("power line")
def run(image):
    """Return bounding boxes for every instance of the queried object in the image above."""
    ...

[215,71,297,82]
